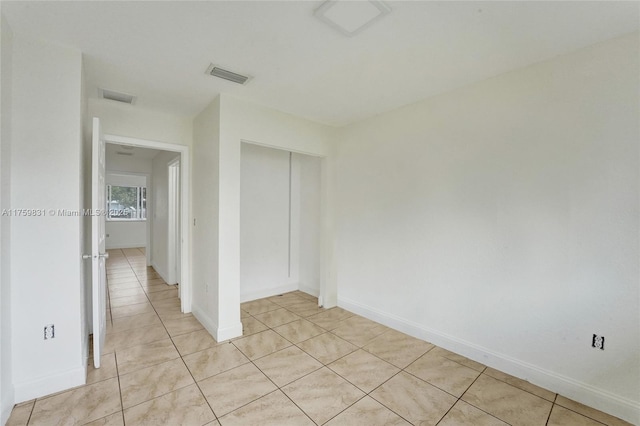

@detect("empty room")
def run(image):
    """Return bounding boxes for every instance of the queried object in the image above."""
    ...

[0,1,638,425]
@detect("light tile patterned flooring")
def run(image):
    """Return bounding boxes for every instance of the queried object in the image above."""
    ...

[7,248,632,426]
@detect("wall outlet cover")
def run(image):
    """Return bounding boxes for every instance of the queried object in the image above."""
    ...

[44,324,55,340]
[592,334,604,350]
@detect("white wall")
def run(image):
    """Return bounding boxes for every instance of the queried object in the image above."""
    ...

[240,144,322,302]
[192,98,222,338]
[106,221,146,249]
[104,171,148,250]
[81,58,92,359]
[151,151,180,282]
[0,13,14,425]
[295,153,321,296]
[106,151,152,174]
[10,35,84,402]
[334,33,639,423]
[240,143,294,301]
[88,98,192,146]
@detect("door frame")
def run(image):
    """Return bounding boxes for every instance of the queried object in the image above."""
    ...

[167,158,180,286]
[104,133,192,313]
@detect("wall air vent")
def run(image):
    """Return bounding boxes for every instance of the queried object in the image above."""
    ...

[116,151,134,156]
[100,88,136,104]
[206,64,251,85]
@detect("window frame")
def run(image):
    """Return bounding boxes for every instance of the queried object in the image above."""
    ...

[106,184,147,221]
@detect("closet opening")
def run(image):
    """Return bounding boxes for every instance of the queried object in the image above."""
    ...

[240,142,322,303]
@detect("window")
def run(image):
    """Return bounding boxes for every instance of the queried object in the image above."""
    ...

[107,185,147,220]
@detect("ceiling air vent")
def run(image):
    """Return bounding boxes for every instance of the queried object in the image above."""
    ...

[116,151,133,156]
[100,88,136,104]
[206,64,251,85]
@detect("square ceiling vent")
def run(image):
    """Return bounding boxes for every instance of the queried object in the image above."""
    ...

[314,0,391,37]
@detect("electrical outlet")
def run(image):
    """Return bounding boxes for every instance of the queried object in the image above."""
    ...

[44,324,55,340]
[592,334,604,350]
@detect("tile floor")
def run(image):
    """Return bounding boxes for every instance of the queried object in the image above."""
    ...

[6,247,633,426]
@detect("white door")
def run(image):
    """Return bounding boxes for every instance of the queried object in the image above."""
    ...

[91,117,108,368]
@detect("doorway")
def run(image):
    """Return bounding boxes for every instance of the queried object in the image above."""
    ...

[103,134,191,312]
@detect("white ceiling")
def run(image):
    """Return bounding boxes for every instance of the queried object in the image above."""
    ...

[106,144,161,162]
[2,1,638,127]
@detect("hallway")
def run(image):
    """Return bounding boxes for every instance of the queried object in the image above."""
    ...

[5,249,631,425]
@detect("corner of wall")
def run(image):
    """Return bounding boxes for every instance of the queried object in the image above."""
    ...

[191,302,241,342]
[0,11,15,424]
[215,323,243,342]
[192,96,222,336]
[13,366,86,403]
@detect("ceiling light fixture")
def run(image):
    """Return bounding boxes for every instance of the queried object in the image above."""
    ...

[314,0,391,37]
[206,64,251,85]
[100,88,136,104]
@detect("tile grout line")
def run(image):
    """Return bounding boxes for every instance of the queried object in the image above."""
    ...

[238,304,351,426]
[110,249,137,424]
[17,278,622,426]
[113,351,126,424]
[91,249,126,424]
[239,299,346,424]
[229,339,318,425]
[48,279,523,426]
[24,400,35,426]
[266,300,507,426]
[107,250,163,422]
[241,300,418,425]
[115,251,219,424]
[431,368,488,426]
[111,278,624,426]
[546,391,558,425]
[276,297,571,426]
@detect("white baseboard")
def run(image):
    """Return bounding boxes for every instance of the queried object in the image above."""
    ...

[298,284,320,298]
[216,323,243,342]
[105,243,146,250]
[192,304,242,342]
[338,296,640,425]
[1,389,14,426]
[13,364,86,403]
[1,407,11,426]
[192,303,217,340]
[240,283,299,303]
[150,261,174,285]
